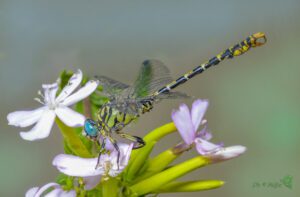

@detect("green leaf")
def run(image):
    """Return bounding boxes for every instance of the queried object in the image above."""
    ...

[59,70,73,90]
[63,139,75,154]
[86,189,102,197]
[56,173,69,185]
[56,118,92,157]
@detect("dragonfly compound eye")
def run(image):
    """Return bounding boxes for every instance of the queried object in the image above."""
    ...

[84,119,98,138]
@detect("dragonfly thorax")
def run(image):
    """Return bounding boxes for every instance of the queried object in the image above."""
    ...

[96,99,154,133]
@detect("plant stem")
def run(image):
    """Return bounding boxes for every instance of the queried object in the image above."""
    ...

[102,178,120,197]
[133,147,181,183]
[129,156,209,196]
[153,180,224,193]
[129,122,177,165]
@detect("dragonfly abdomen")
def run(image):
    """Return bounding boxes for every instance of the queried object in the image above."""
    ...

[154,32,266,96]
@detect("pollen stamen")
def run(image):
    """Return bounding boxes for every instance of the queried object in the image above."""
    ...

[34,97,45,105]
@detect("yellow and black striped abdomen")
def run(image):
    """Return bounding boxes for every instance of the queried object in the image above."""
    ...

[154,32,266,96]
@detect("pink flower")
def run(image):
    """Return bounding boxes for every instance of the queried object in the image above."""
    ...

[7,70,98,141]
[172,99,246,160]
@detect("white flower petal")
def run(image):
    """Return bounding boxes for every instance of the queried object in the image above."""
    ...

[191,99,209,131]
[33,182,59,197]
[61,80,99,106]
[7,107,46,127]
[25,187,39,197]
[53,154,104,177]
[20,110,56,141]
[42,83,58,105]
[119,143,134,167]
[209,145,247,163]
[45,188,76,197]
[83,176,101,190]
[55,107,85,127]
[171,104,195,145]
[56,69,83,103]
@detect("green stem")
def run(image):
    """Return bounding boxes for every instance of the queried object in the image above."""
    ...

[102,178,120,197]
[134,148,181,182]
[153,180,224,193]
[125,122,177,181]
[56,118,92,157]
[143,122,177,142]
[129,122,177,166]
[129,156,210,196]
[125,141,156,181]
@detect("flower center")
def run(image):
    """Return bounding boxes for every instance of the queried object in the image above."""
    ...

[103,161,113,176]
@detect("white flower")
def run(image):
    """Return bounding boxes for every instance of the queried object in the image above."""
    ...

[52,143,133,186]
[7,69,98,141]
[26,182,76,197]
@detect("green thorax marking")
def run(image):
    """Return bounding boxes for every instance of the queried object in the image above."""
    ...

[97,100,154,132]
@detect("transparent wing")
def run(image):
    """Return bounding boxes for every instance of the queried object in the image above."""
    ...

[106,99,141,116]
[132,59,173,98]
[97,60,189,116]
[155,91,190,100]
[95,75,130,98]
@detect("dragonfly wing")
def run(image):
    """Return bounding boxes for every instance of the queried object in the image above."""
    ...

[95,75,130,98]
[155,91,190,100]
[133,59,173,98]
[107,99,141,116]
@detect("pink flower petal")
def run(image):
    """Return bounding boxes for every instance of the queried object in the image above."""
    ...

[7,107,46,127]
[61,80,99,106]
[55,107,85,127]
[194,138,222,155]
[171,104,195,145]
[53,154,104,177]
[120,143,134,166]
[56,70,83,103]
[20,110,56,141]
[209,145,247,163]
[191,99,209,131]
[197,126,212,141]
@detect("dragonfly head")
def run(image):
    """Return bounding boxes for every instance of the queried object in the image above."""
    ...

[84,119,99,139]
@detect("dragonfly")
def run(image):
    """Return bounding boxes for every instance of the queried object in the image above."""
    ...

[84,32,266,168]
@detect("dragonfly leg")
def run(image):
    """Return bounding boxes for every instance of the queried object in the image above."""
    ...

[107,136,120,170]
[116,131,146,149]
[95,137,106,169]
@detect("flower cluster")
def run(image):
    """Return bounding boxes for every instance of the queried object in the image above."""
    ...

[8,70,246,197]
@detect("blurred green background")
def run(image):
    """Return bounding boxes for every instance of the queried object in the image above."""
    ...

[0,0,299,196]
